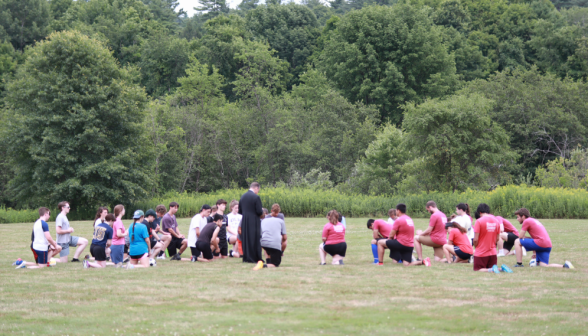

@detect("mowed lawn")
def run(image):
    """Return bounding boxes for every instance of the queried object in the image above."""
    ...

[0,217,587,335]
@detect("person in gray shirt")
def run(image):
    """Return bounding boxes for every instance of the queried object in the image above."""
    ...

[260,204,287,268]
[55,201,88,262]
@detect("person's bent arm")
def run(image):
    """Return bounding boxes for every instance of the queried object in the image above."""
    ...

[448,239,454,246]
[388,229,397,240]
[420,227,432,236]
[44,232,58,250]
[518,230,527,240]
[282,234,287,244]
[117,228,126,238]
[373,229,382,239]
[227,226,238,236]
[168,228,180,238]
[176,227,184,239]
[211,227,220,251]
[473,232,479,247]
[56,226,73,235]
[106,239,112,248]
[144,237,151,257]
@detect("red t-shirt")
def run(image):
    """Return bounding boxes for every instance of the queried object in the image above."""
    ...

[429,211,448,245]
[373,219,393,238]
[322,222,345,245]
[392,215,415,247]
[521,218,552,248]
[496,216,519,235]
[449,228,473,254]
[473,215,500,257]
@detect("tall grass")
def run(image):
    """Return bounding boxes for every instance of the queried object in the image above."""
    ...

[2,185,588,223]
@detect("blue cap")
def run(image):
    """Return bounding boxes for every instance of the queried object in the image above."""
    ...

[133,210,144,219]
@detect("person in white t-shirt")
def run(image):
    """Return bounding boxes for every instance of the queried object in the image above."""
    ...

[226,200,242,258]
[453,203,473,244]
[14,207,62,269]
[188,205,212,262]
[387,208,397,224]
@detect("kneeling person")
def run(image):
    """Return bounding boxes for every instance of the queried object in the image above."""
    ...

[15,207,62,269]
[367,218,393,264]
[84,214,114,268]
[442,221,473,263]
[195,214,223,261]
[261,204,287,268]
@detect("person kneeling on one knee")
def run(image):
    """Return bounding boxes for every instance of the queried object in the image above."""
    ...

[319,210,346,265]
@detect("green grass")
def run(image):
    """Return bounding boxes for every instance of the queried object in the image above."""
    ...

[1,217,586,335]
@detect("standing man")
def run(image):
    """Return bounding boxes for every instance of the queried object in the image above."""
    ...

[414,201,447,262]
[55,201,88,263]
[162,202,188,260]
[238,182,264,268]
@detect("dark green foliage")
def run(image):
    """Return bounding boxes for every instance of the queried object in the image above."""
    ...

[0,0,52,51]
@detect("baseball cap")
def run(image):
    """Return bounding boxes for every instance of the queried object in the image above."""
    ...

[145,209,157,218]
[133,210,145,219]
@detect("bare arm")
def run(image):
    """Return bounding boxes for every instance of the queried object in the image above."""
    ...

[420,227,432,236]
[473,232,479,247]
[144,237,151,257]
[227,226,238,235]
[211,227,220,250]
[518,230,527,240]
[282,234,287,244]
[168,228,180,238]
[448,239,454,246]
[56,226,73,235]
[176,227,184,239]
[44,231,58,249]
[388,229,397,240]
[116,228,126,238]
[106,239,112,248]
[373,229,382,239]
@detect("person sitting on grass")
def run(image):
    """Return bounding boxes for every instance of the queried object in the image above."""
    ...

[414,201,448,262]
[513,208,574,269]
[15,207,62,269]
[496,216,519,257]
[367,218,393,264]
[162,202,188,261]
[377,203,429,267]
[387,208,397,224]
[55,201,88,263]
[442,221,473,264]
[319,210,346,265]
[472,204,507,273]
[83,214,114,269]
[188,205,211,262]
[126,210,151,269]
[260,204,287,269]
[196,213,223,262]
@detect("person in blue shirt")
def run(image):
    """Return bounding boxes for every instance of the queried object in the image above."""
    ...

[83,214,114,269]
[127,210,151,269]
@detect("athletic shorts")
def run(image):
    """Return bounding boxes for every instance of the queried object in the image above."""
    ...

[196,240,213,260]
[219,239,228,256]
[190,246,201,259]
[385,239,413,263]
[130,253,148,260]
[520,238,552,264]
[473,255,497,271]
[110,244,124,264]
[124,244,129,254]
[323,242,347,257]
[263,246,282,267]
[90,244,107,262]
[150,239,158,249]
[167,237,184,256]
[31,245,49,265]
[454,246,472,260]
[503,232,518,251]
[58,236,80,257]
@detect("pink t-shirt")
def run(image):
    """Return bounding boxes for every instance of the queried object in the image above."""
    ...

[322,222,345,245]
[496,216,519,235]
[522,218,552,248]
[373,219,393,239]
[429,211,448,245]
[473,215,500,257]
[112,219,126,245]
[449,228,473,255]
[392,215,414,247]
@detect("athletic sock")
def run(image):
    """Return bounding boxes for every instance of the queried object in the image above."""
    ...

[517,262,522,266]
[371,244,379,263]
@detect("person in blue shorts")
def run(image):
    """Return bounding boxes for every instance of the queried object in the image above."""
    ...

[14,207,62,269]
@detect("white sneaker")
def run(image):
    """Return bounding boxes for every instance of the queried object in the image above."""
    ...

[156,255,165,260]
[126,263,135,270]
[497,250,506,257]
[522,247,527,256]
[469,256,474,264]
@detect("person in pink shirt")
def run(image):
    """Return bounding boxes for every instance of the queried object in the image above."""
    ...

[496,216,519,257]
[442,221,473,263]
[377,204,429,267]
[513,208,574,269]
[414,201,447,262]
[367,218,393,263]
[110,204,128,266]
[472,203,501,273]
[319,210,346,265]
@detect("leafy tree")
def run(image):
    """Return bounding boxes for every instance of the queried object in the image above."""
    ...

[0,0,52,51]
[550,0,588,9]
[141,0,185,29]
[535,148,588,188]
[179,14,206,40]
[317,4,458,123]
[195,0,230,20]
[1,31,151,209]
[237,0,259,12]
[0,40,18,94]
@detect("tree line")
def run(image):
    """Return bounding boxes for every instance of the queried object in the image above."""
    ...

[0,0,587,211]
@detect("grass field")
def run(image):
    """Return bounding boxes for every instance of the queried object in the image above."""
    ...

[1,217,586,335]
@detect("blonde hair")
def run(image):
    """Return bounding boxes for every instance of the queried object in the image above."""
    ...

[271,203,280,216]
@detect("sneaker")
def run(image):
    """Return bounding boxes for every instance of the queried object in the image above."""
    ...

[15,263,26,269]
[253,261,264,271]
[191,256,196,262]
[514,263,524,268]
[564,261,574,269]
[229,250,234,258]
[320,263,326,265]
[156,254,165,260]
[123,257,130,263]
[339,260,344,265]
[411,256,417,262]
[501,264,513,273]
[452,255,456,263]
[83,260,89,269]
[126,263,135,270]
[497,250,506,257]
[492,265,500,274]
[423,257,431,267]
[522,247,527,256]
[12,258,23,266]
[171,253,182,261]
[115,263,122,268]
[469,256,474,264]
[71,258,80,262]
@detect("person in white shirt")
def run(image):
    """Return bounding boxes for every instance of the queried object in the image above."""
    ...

[14,207,62,269]
[226,200,242,258]
[453,203,473,244]
[387,208,398,224]
[188,205,211,262]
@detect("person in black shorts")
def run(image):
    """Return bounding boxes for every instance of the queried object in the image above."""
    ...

[143,209,164,259]
[211,199,229,258]
[196,214,222,261]
[161,202,188,260]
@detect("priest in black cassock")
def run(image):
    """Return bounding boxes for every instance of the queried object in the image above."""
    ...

[238,182,263,264]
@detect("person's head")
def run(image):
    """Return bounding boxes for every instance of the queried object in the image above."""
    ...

[213,213,224,226]
[155,204,166,217]
[271,203,281,217]
[114,204,125,218]
[94,207,108,222]
[216,199,227,213]
[105,214,116,226]
[476,203,491,215]
[39,207,51,220]
[445,221,467,234]
[210,205,218,215]
[132,210,144,223]
[367,219,375,230]
[426,201,437,214]
[200,204,211,217]
[396,203,407,216]
[250,182,260,194]
[327,210,339,225]
[514,208,531,224]
[456,203,469,216]
[169,202,179,215]
[474,210,480,220]
[261,208,268,220]
[145,209,157,222]
[388,208,397,220]
[58,201,70,214]
[229,200,239,214]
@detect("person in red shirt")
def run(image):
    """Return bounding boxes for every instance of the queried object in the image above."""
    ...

[473,203,501,273]
[442,221,473,263]
[414,201,447,262]
[319,210,346,265]
[496,216,519,257]
[367,219,393,263]
[377,204,429,266]
[513,208,574,269]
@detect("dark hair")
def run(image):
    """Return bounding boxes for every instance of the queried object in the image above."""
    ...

[261,208,268,218]
[213,213,224,222]
[216,199,227,206]
[446,221,467,234]
[57,201,69,212]
[105,214,116,222]
[367,219,375,229]
[474,210,480,220]
[94,207,108,226]
[396,203,407,214]
[131,215,144,243]
[338,212,343,222]
[250,182,260,189]
[327,210,339,225]
[476,203,491,214]
[39,207,50,217]
[114,204,124,218]
[514,208,531,218]
[456,203,469,214]
[426,200,437,208]
[169,202,179,208]
[156,204,167,214]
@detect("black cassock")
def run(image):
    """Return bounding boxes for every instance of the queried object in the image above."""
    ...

[238,189,263,263]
